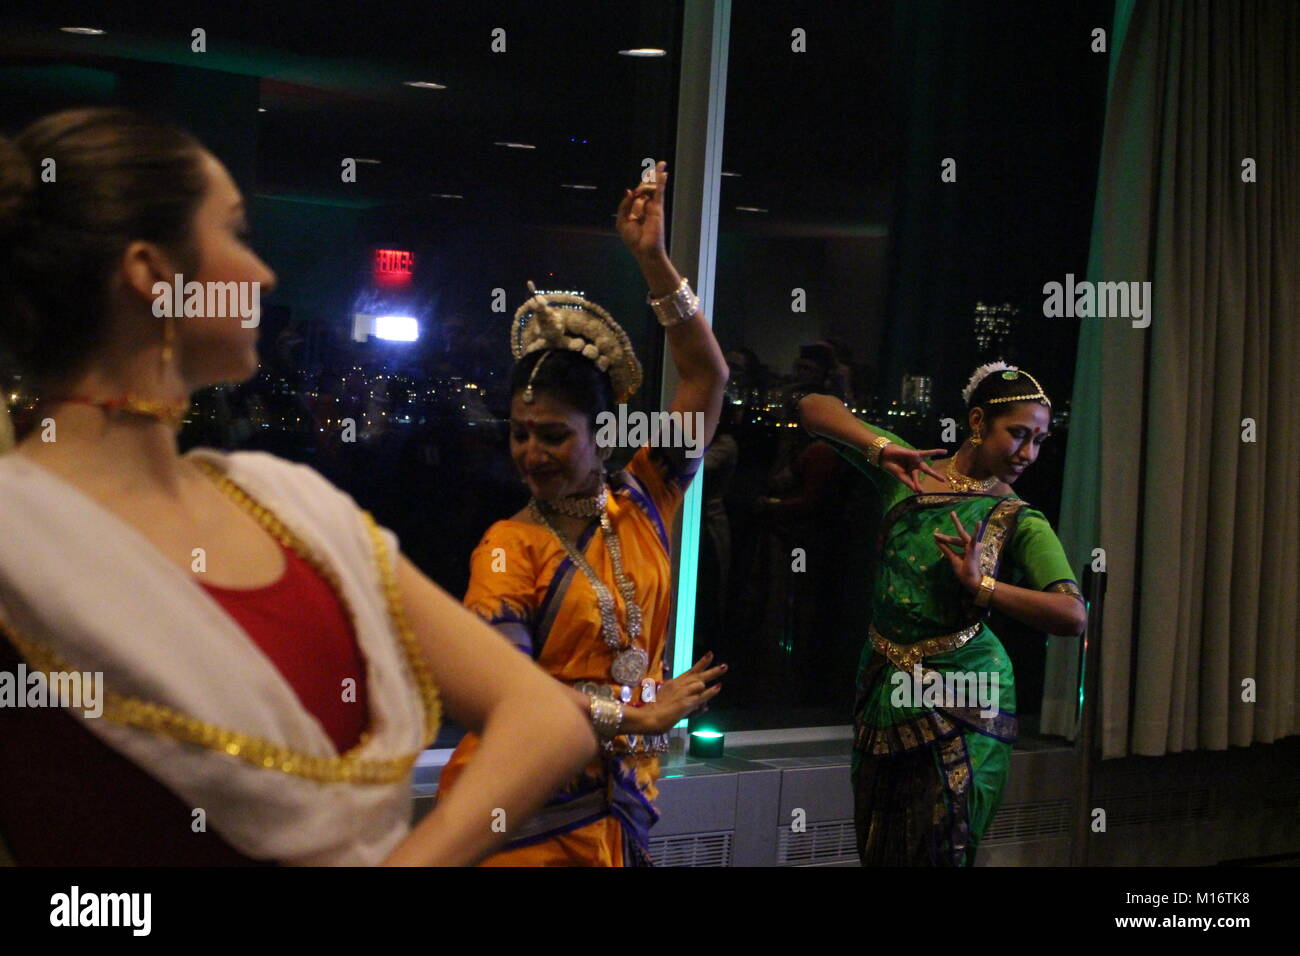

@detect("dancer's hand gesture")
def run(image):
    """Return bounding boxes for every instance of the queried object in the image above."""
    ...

[616,160,668,260]
[646,652,724,733]
[932,510,983,593]
[880,444,949,492]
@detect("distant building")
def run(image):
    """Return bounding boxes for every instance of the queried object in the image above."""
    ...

[900,374,932,411]
[973,301,1019,356]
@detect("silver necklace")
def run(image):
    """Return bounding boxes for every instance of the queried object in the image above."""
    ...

[530,489,647,686]
[541,487,606,517]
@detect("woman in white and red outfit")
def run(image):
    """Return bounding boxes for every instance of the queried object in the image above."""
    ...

[0,107,595,866]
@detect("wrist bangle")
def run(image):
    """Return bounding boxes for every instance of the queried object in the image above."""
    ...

[647,277,699,327]
[865,434,893,467]
[974,574,997,608]
[587,692,625,737]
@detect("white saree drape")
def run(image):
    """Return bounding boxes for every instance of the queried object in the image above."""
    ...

[0,448,431,864]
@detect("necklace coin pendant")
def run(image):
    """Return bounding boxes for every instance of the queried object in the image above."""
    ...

[611,646,648,685]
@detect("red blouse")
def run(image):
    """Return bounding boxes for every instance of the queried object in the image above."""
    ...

[0,538,371,866]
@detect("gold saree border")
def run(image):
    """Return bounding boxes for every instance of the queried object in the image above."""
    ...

[0,474,441,785]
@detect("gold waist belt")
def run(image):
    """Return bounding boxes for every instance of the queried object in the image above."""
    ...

[870,620,983,672]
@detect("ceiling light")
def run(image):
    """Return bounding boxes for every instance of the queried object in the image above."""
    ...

[403,81,447,89]
[430,193,464,199]
[736,206,768,213]
[619,48,667,57]
[494,141,536,149]
[60,27,106,35]
[257,108,267,113]
[561,184,598,190]
[721,171,741,177]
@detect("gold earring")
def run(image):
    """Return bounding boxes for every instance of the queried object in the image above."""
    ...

[161,314,176,369]
[970,427,983,446]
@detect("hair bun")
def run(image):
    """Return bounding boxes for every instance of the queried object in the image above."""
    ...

[0,136,36,241]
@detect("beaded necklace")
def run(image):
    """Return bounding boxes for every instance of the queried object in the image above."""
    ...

[529,488,648,688]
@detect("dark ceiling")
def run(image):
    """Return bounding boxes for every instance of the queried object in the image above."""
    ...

[0,0,893,237]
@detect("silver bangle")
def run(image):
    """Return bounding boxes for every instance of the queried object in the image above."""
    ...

[647,277,699,327]
[587,693,625,737]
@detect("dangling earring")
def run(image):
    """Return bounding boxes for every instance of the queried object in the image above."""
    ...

[969,426,983,447]
[160,314,176,372]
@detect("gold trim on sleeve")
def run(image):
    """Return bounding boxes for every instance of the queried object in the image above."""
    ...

[1046,580,1085,602]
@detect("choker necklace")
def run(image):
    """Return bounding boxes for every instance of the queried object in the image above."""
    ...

[538,486,607,518]
[530,488,647,688]
[41,394,190,427]
[945,455,1000,493]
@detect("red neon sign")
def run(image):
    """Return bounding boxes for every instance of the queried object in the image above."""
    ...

[373,248,414,284]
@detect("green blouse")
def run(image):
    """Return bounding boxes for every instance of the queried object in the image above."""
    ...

[831,422,1080,638]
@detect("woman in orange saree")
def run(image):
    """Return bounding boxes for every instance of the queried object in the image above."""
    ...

[435,161,729,865]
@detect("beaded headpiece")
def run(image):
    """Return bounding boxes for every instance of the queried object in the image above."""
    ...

[512,281,642,403]
[962,360,1051,408]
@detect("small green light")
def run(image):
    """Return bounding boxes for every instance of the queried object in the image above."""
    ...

[689,729,724,758]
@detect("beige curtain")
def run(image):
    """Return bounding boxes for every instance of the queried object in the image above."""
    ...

[1045,0,1299,757]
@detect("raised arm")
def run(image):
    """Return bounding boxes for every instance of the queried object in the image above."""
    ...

[798,393,948,493]
[382,555,597,866]
[618,161,728,451]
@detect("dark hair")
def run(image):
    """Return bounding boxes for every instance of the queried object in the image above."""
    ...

[509,348,615,432]
[966,366,1051,423]
[0,107,207,387]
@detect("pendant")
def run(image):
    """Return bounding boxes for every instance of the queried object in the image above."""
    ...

[640,678,657,703]
[611,646,648,685]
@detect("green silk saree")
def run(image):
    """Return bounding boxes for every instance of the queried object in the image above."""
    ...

[833,424,1082,866]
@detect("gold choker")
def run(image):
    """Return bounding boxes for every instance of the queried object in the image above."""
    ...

[944,456,1000,493]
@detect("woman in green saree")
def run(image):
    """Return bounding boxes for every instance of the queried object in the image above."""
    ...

[798,362,1087,866]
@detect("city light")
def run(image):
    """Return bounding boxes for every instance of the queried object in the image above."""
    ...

[373,315,419,342]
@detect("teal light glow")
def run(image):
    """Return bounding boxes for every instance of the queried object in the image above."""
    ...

[688,727,724,758]
[671,475,704,728]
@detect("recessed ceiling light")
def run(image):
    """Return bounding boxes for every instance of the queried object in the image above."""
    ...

[721,171,741,177]
[430,193,463,199]
[494,141,536,149]
[619,48,667,57]
[354,158,382,165]
[735,206,768,213]
[60,27,106,35]
[561,184,598,190]
[257,108,267,113]
[403,81,447,89]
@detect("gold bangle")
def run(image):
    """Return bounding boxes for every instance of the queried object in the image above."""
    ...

[865,434,892,467]
[587,693,624,737]
[974,574,997,608]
